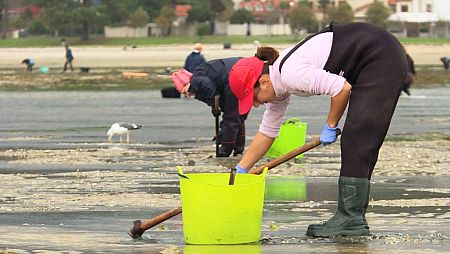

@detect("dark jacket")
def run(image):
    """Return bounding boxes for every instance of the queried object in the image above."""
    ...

[66,48,74,61]
[189,57,245,153]
[184,51,206,73]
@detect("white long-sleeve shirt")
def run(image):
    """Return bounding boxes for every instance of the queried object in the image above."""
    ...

[259,32,346,138]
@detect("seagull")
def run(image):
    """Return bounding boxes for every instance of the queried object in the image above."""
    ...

[107,122,142,143]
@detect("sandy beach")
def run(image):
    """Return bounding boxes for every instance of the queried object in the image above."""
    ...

[0,44,449,69]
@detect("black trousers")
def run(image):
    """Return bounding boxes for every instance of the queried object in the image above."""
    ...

[219,85,247,156]
[323,23,407,179]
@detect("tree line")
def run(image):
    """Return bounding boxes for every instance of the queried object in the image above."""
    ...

[1,0,392,40]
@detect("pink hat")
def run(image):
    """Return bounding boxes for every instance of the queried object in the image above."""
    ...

[229,57,264,115]
[171,69,193,92]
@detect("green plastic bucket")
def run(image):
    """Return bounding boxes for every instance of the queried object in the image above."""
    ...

[267,118,307,159]
[265,176,307,201]
[178,167,268,245]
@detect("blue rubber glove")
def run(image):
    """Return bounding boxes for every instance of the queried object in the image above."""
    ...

[236,164,248,174]
[320,122,338,146]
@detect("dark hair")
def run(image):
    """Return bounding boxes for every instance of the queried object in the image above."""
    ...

[255,47,279,65]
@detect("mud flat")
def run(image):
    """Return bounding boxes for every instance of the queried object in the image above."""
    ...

[0,136,449,253]
[0,84,449,253]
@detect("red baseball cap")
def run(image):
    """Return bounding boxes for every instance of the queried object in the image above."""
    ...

[229,57,264,115]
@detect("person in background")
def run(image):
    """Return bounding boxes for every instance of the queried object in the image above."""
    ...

[184,43,206,73]
[172,57,247,157]
[228,22,407,237]
[402,53,416,96]
[440,56,449,70]
[21,58,35,72]
[63,45,74,72]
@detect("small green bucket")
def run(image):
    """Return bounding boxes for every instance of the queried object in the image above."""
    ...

[178,167,268,245]
[267,118,307,159]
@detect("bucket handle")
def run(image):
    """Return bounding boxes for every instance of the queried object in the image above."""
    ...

[177,166,190,179]
[284,118,301,125]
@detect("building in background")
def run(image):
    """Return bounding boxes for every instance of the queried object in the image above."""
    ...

[388,0,450,37]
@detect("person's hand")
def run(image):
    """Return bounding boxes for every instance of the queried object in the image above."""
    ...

[320,122,338,146]
[211,106,221,117]
[236,164,248,174]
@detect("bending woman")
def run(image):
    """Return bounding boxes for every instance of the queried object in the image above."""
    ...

[228,22,407,237]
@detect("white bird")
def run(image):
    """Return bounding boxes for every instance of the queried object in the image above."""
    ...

[107,122,142,143]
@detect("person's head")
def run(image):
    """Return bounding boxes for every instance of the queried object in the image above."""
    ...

[171,69,193,96]
[229,46,279,115]
[194,43,203,52]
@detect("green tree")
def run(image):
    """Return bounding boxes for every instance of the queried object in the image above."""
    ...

[229,9,253,24]
[140,0,172,22]
[39,0,78,36]
[229,8,253,36]
[289,4,316,36]
[216,0,234,22]
[36,0,102,40]
[155,5,176,36]
[196,22,211,36]
[100,0,139,26]
[129,6,149,28]
[327,1,354,24]
[73,0,103,41]
[366,0,391,28]
[27,20,51,35]
[128,6,149,37]
[187,4,210,23]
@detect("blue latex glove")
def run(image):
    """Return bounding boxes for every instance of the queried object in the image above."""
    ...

[236,164,248,174]
[320,122,338,146]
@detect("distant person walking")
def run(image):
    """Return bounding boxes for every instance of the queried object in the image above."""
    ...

[21,58,35,72]
[184,43,206,73]
[63,45,74,72]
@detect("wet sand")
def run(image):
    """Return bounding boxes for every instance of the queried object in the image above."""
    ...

[0,136,449,253]
[0,45,449,253]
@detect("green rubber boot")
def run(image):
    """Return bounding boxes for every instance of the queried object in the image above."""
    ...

[306,176,370,237]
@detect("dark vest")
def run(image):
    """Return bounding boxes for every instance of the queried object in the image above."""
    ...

[280,22,403,87]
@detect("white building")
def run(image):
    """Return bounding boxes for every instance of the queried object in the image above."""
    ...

[389,0,450,37]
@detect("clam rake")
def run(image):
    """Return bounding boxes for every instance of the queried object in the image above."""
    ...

[129,129,341,239]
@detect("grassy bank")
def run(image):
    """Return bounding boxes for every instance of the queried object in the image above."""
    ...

[1,35,450,48]
[0,65,447,91]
